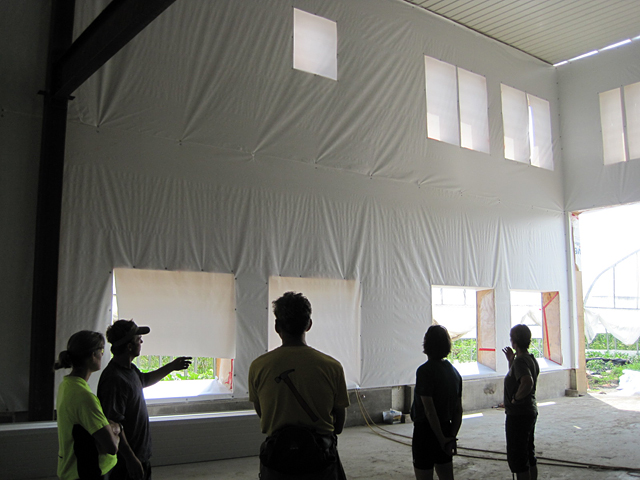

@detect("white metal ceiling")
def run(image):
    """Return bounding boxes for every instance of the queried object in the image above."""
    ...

[402,0,640,65]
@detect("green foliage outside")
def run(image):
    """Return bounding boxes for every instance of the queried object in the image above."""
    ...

[526,338,544,359]
[587,333,640,351]
[448,337,544,364]
[450,338,477,363]
[585,355,640,389]
[134,355,217,381]
[586,333,640,390]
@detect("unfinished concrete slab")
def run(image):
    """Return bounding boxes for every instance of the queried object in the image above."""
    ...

[149,393,640,480]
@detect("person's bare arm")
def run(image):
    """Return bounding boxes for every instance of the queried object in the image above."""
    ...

[144,356,192,386]
[332,407,346,435]
[92,421,120,455]
[502,346,515,367]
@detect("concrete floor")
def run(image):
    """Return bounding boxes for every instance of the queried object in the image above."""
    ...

[152,392,640,480]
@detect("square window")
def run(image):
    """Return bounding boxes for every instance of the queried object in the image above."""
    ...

[501,84,554,169]
[432,286,496,370]
[293,8,338,80]
[424,57,490,154]
[112,268,236,399]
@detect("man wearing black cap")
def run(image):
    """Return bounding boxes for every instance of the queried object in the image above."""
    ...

[98,319,191,480]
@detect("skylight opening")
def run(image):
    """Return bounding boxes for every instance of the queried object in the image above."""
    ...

[555,35,640,67]
[568,50,599,62]
[600,39,631,52]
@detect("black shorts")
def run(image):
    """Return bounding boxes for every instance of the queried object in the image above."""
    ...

[505,413,537,474]
[412,421,452,470]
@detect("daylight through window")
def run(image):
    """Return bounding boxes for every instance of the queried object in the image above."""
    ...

[112,268,236,399]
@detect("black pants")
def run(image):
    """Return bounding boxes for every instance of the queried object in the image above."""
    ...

[505,413,537,474]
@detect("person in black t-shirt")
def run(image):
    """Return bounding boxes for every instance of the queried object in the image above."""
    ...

[502,324,540,480]
[411,325,463,480]
[98,320,191,480]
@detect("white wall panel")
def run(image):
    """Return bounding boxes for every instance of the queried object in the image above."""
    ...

[3,0,573,411]
[559,42,640,211]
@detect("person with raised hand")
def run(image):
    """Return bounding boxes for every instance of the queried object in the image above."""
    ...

[502,324,540,480]
[98,319,191,480]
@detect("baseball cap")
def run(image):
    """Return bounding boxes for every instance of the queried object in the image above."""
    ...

[107,319,151,347]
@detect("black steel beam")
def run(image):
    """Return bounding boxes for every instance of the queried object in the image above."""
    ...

[28,0,76,421]
[29,0,178,420]
[52,0,177,99]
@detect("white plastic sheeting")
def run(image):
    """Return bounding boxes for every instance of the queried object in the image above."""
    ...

[55,0,569,399]
[267,277,361,388]
[559,42,640,212]
[113,268,236,359]
[617,370,640,396]
[1,0,580,411]
[584,308,640,345]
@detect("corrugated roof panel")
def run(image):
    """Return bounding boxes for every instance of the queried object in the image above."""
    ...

[401,0,640,64]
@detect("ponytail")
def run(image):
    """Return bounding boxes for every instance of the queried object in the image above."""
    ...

[53,330,105,370]
[53,350,73,370]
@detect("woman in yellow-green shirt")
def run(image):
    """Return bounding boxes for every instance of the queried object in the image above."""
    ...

[55,331,120,479]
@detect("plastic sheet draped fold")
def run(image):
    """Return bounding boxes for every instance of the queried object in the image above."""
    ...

[585,308,640,346]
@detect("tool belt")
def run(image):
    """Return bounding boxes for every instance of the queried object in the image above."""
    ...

[259,426,337,475]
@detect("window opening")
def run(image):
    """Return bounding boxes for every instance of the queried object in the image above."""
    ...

[576,204,640,392]
[625,81,640,160]
[510,290,562,364]
[510,291,544,358]
[599,87,627,164]
[501,84,554,169]
[432,286,495,369]
[112,268,236,400]
[268,276,361,388]
[425,56,490,154]
[293,8,338,80]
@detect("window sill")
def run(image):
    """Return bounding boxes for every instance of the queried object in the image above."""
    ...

[452,359,566,379]
[144,379,233,404]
